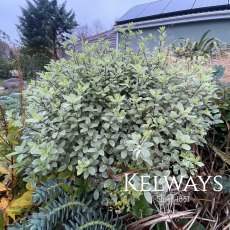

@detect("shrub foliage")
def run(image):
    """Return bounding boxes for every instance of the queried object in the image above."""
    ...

[14,28,220,206]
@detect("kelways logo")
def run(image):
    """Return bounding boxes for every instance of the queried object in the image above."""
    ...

[124,174,223,192]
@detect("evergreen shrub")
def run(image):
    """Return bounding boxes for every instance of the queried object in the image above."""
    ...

[14,28,221,205]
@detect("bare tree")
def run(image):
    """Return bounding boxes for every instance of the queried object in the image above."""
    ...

[91,19,105,35]
[74,19,106,41]
[75,24,92,41]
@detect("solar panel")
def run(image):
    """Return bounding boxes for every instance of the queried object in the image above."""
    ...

[117,3,150,22]
[116,0,230,23]
[138,0,171,18]
[162,0,195,14]
[192,0,228,9]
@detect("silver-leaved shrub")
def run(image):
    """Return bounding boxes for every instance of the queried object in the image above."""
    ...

[14,28,221,206]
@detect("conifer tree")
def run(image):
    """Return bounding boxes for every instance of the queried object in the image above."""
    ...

[17,0,77,59]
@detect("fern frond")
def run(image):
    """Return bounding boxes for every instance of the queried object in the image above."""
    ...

[8,179,124,229]
[32,179,69,205]
[9,195,89,230]
[64,210,124,230]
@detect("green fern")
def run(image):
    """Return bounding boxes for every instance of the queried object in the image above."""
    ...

[9,197,123,230]
[64,210,124,230]
[32,179,70,205]
[8,179,124,230]
[9,195,88,230]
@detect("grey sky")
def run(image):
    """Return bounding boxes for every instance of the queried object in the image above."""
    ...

[0,0,153,42]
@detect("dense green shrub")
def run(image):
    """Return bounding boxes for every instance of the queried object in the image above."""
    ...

[14,28,221,206]
[0,58,15,79]
[18,47,51,80]
[0,37,15,79]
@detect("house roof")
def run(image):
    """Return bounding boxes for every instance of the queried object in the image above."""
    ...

[75,29,117,51]
[116,0,230,25]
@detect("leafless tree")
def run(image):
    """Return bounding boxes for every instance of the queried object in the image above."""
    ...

[91,19,105,35]
[74,19,106,41]
[75,24,92,41]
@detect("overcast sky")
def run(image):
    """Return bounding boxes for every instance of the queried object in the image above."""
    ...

[0,0,153,43]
